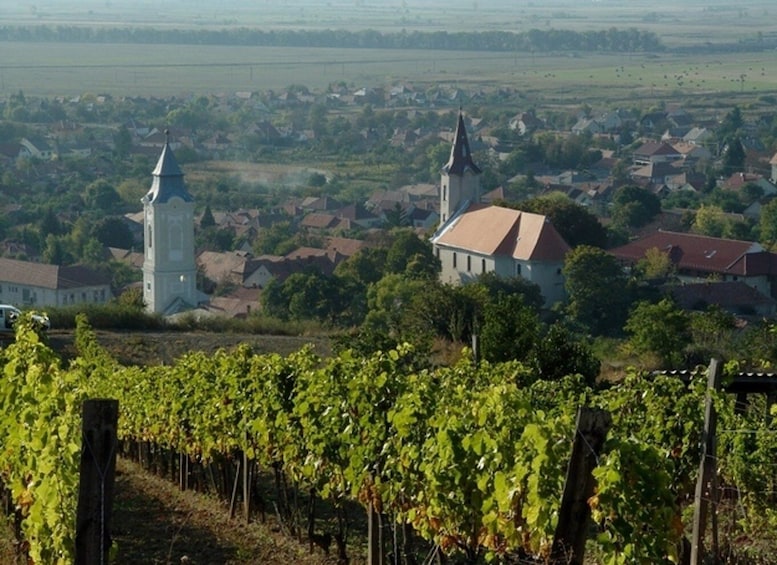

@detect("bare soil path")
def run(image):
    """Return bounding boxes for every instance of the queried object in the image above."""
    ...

[113,458,338,565]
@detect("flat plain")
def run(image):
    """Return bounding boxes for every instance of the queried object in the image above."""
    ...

[1,0,777,100]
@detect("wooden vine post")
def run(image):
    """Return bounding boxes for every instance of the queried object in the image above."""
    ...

[550,406,612,565]
[367,498,383,565]
[691,359,722,565]
[75,399,119,565]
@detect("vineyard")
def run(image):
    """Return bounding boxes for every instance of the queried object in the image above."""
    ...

[2,315,777,563]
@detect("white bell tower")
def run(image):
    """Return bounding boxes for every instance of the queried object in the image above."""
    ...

[142,133,197,314]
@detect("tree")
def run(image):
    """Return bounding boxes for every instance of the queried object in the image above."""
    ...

[253,221,295,255]
[479,293,539,363]
[39,207,63,238]
[692,205,727,238]
[531,323,600,386]
[334,247,388,288]
[42,234,71,265]
[636,247,674,280]
[563,245,631,336]
[625,299,691,368]
[92,217,135,249]
[383,202,409,228]
[611,185,661,229]
[474,271,544,312]
[84,180,122,212]
[385,229,439,277]
[364,273,430,344]
[717,106,743,141]
[113,126,132,157]
[200,205,216,229]
[721,137,745,175]
[519,193,608,248]
[759,198,777,248]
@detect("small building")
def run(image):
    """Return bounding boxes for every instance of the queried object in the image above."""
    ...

[610,230,777,299]
[0,258,112,307]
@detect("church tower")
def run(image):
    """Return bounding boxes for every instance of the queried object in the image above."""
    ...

[142,134,197,314]
[440,111,482,224]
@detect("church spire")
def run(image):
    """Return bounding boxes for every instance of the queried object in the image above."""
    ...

[439,110,482,224]
[143,133,192,204]
[443,110,482,176]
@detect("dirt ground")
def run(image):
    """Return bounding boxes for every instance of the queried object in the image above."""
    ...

[45,329,332,367]
[112,458,342,565]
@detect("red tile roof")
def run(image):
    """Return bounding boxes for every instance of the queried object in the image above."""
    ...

[610,230,777,277]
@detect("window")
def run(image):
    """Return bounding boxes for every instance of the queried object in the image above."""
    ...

[453,252,457,268]
[148,225,152,247]
[467,255,471,272]
[516,264,522,276]
[482,259,486,273]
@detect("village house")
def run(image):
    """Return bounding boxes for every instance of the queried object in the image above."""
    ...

[610,230,777,301]
[0,257,112,307]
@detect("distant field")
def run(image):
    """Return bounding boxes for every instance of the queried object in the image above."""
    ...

[2,41,776,105]
[0,0,775,45]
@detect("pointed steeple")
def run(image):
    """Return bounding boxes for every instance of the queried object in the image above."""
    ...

[443,110,482,176]
[143,131,192,204]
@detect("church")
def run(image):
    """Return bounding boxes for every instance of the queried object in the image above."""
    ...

[431,113,570,307]
[141,134,199,314]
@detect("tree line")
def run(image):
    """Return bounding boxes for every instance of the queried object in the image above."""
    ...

[0,25,664,53]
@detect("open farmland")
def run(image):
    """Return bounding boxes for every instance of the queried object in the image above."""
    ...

[0,0,776,44]
[0,0,776,99]
[2,41,777,103]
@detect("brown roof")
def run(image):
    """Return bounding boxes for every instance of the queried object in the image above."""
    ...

[610,230,777,277]
[722,172,765,191]
[0,258,110,289]
[300,213,339,229]
[433,204,570,261]
[634,142,681,157]
[324,237,368,257]
[197,251,255,284]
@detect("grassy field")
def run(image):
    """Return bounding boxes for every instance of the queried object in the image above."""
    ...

[1,0,775,43]
[1,1,777,99]
[2,40,776,105]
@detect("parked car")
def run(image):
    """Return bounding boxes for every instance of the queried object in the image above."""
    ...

[0,304,50,333]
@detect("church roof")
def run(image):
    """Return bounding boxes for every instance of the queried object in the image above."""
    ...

[432,204,570,262]
[442,112,482,176]
[144,136,193,204]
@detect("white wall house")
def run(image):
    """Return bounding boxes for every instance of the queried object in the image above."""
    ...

[0,258,112,307]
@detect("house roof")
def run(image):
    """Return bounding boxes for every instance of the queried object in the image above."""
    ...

[432,204,570,262]
[197,250,254,284]
[634,141,681,158]
[610,230,777,277]
[301,212,340,229]
[442,112,482,176]
[324,237,368,257]
[722,172,769,191]
[0,258,110,289]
